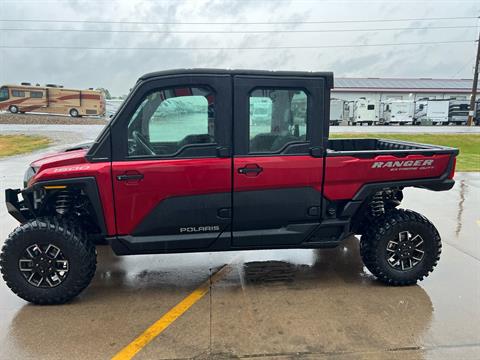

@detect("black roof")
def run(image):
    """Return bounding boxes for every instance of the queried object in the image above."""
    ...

[139,68,334,88]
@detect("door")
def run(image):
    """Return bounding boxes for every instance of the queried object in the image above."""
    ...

[111,75,232,253]
[232,75,328,247]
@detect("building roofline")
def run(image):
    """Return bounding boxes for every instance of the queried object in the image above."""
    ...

[336,77,473,82]
[332,88,471,93]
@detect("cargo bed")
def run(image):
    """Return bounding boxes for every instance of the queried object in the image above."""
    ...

[327,138,458,157]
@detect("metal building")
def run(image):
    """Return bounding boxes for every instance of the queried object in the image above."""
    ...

[332,78,474,102]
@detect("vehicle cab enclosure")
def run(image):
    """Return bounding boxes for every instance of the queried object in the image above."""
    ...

[7,69,457,256]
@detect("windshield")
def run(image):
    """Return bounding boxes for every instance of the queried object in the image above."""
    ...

[0,87,8,102]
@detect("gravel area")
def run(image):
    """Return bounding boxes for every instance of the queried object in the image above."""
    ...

[0,112,107,125]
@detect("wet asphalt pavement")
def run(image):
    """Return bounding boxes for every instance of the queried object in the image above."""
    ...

[0,127,479,359]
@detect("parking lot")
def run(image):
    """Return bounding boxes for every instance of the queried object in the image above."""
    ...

[0,127,479,359]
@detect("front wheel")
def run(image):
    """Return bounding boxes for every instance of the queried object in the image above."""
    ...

[360,209,441,286]
[9,105,19,114]
[0,218,96,304]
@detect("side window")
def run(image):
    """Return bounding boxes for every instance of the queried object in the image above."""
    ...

[30,91,43,98]
[12,90,25,97]
[127,86,215,157]
[0,87,9,101]
[249,88,307,153]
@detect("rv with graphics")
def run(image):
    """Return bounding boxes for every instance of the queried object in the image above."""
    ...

[383,100,415,125]
[414,100,449,125]
[0,83,105,117]
[448,100,470,125]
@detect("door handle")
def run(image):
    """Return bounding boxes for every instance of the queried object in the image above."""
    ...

[116,173,144,181]
[238,164,263,176]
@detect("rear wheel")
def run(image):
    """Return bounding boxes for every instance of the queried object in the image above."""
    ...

[0,218,96,304]
[360,209,441,285]
[9,105,19,114]
[69,108,79,117]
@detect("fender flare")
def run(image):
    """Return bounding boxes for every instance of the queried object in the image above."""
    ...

[25,177,107,235]
[340,154,456,219]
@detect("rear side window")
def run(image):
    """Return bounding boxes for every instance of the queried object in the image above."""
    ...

[249,88,308,153]
[30,91,43,98]
[12,90,25,97]
[127,86,216,157]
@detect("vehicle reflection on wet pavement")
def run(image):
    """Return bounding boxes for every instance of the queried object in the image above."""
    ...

[0,143,478,359]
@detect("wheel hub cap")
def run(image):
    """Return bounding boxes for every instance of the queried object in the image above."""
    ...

[386,231,425,271]
[18,244,69,288]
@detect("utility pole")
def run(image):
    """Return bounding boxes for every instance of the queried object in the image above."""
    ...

[467,31,480,126]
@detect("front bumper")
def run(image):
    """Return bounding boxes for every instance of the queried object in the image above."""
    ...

[5,188,32,223]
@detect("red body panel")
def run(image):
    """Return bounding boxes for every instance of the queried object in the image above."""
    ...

[30,149,88,172]
[233,156,323,192]
[111,158,231,235]
[26,149,454,237]
[323,153,451,200]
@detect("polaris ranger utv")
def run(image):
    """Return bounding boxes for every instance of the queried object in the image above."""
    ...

[1,70,458,304]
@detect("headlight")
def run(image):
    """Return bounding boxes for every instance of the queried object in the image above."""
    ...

[23,166,38,188]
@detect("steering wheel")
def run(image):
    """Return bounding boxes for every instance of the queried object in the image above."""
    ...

[132,130,156,156]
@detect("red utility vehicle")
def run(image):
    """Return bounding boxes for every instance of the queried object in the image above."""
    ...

[1,70,458,304]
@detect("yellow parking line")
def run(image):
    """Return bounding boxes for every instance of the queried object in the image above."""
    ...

[111,265,232,360]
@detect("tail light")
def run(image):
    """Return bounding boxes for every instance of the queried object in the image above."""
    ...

[448,157,456,179]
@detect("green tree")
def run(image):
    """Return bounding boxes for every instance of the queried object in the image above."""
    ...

[96,88,112,100]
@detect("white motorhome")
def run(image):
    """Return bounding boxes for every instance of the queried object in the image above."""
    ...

[383,100,415,125]
[352,98,379,125]
[330,99,349,126]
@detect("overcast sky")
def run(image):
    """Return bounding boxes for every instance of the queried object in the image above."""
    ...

[0,0,479,95]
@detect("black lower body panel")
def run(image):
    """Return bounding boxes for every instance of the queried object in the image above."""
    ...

[109,219,350,255]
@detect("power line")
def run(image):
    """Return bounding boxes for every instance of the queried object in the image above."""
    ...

[0,25,476,34]
[0,16,477,26]
[0,40,474,51]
